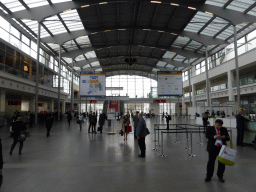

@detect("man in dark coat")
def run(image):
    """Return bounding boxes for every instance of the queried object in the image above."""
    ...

[91,112,97,133]
[133,111,140,139]
[236,108,250,146]
[98,112,105,133]
[165,113,172,130]
[88,111,93,133]
[10,117,27,155]
[67,111,72,126]
[45,113,54,137]
[136,113,148,158]
[205,119,230,182]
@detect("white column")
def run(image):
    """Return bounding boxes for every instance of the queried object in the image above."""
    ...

[29,96,35,112]
[182,97,186,115]
[228,70,235,101]
[0,90,6,112]
[62,100,65,113]
[192,84,196,107]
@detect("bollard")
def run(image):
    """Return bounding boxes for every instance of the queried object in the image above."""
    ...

[158,131,166,157]
[189,131,196,157]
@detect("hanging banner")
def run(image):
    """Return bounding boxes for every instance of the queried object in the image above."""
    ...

[157,71,183,96]
[153,100,166,103]
[90,100,97,103]
[109,101,119,112]
[79,71,106,97]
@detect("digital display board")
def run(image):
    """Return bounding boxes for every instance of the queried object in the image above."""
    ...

[79,71,106,97]
[157,71,183,96]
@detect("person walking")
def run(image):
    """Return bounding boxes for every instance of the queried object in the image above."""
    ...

[236,108,250,146]
[136,113,148,158]
[98,112,105,133]
[122,114,130,140]
[78,113,84,131]
[67,110,72,126]
[45,113,54,137]
[10,117,27,155]
[91,112,97,133]
[205,119,230,182]
[133,111,140,139]
[202,113,209,133]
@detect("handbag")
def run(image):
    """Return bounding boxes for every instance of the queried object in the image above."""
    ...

[18,131,27,141]
[128,126,132,133]
[119,129,123,135]
[218,140,236,166]
[146,128,150,135]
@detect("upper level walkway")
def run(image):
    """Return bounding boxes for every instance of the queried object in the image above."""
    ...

[0,117,255,192]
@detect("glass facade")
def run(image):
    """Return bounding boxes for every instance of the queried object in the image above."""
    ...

[124,103,150,114]
[81,103,103,113]
[106,75,157,98]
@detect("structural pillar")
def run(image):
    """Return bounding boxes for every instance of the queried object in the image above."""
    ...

[58,46,61,120]
[188,59,192,107]
[71,61,74,111]
[35,22,41,124]
[228,70,235,102]
[233,25,241,109]
[182,97,186,115]
[62,100,65,113]
[192,84,196,107]
[205,46,211,107]
[0,90,6,112]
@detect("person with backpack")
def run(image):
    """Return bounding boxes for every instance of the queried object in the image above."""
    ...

[165,113,172,130]
[45,113,54,137]
[10,117,27,155]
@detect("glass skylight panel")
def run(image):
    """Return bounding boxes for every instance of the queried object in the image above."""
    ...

[23,0,49,8]
[44,15,68,35]
[200,17,229,37]
[74,67,81,71]
[247,6,256,16]
[186,40,202,50]
[91,61,100,67]
[75,55,85,62]
[47,43,64,52]
[0,7,8,14]
[205,0,227,7]
[85,51,97,59]
[63,57,72,64]
[173,55,186,62]
[226,0,253,12]
[184,12,213,33]
[166,64,174,68]
[21,19,49,37]
[76,36,92,48]
[1,0,25,12]
[51,0,72,3]
[60,10,84,32]
[83,64,91,69]
[63,40,79,51]
[95,68,103,72]
[173,36,190,47]
[152,68,160,72]
[216,23,247,40]
[162,51,176,59]
[156,61,166,67]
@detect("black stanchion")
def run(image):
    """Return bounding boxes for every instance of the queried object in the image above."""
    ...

[197,126,203,145]
[158,131,167,157]
[185,124,189,141]
[185,128,190,150]
[152,126,158,151]
[189,132,196,157]
[174,124,180,144]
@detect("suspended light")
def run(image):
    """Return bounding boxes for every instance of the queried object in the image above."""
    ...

[151,1,161,3]
[81,5,90,8]
[188,7,196,10]
[99,2,108,5]
[171,3,179,6]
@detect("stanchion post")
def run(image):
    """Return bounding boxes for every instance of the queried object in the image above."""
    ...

[158,131,166,157]
[189,131,196,157]
[152,125,158,151]
[153,125,157,141]
[175,126,180,144]
[157,126,161,147]
[197,126,203,145]
[185,124,189,141]
[185,128,190,150]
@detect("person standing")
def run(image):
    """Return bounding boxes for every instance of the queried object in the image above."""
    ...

[91,112,97,133]
[67,110,72,126]
[133,111,140,139]
[45,113,54,137]
[236,108,250,146]
[165,113,172,130]
[10,117,27,155]
[78,113,84,131]
[136,113,147,158]
[122,115,130,140]
[205,119,230,182]
[202,113,209,133]
[98,112,105,133]
[88,111,93,133]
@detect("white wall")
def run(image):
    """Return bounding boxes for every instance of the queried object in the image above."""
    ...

[150,103,159,115]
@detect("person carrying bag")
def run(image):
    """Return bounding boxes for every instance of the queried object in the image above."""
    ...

[218,140,237,166]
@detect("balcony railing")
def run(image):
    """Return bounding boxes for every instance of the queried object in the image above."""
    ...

[233,76,256,87]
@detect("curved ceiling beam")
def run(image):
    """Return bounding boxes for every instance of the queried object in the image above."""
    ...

[73,56,187,68]
[105,70,158,79]
[11,1,256,25]
[62,44,204,59]
[42,27,226,46]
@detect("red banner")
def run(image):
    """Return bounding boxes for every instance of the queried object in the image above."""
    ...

[109,101,119,112]
[90,100,97,103]
[153,100,166,103]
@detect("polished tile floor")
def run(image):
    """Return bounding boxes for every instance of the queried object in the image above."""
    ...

[0,116,256,192]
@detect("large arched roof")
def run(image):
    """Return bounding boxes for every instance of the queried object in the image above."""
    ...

[1,0,256,74]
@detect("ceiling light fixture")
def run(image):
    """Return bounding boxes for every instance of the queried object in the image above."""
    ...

[171,3,179,6]
[81,5,90,8]
[158,30,164,33]
[99,2,108,5]
[63,9,71,13]
[143,29,151,31]
[151,1,161,3]
[171,33,177,35]
[118,29,126,30]
[188,7,196,10]
[205,11,213,15]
